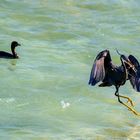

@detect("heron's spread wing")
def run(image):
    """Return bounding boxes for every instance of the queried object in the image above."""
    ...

[89,50,112,86]
[128,55,140,92]
[128,55,139,68]
[129,77,140,92]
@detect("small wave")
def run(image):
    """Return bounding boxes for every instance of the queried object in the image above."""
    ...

[127,125,140,140]
[16,103,29,108]
[0,97,15,103]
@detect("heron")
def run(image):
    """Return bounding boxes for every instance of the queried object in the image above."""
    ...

[89,50,140,115]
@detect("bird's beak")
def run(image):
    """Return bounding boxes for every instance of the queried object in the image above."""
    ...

[18,43,21,46]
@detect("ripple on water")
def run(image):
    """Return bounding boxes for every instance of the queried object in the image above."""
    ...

[0,0,140,139]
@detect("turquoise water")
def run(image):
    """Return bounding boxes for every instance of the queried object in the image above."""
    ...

[0,0,140,139]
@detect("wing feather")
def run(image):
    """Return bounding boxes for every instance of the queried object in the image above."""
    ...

[128,55,139,68]
[89,50,111,86]
[129,72,140,92]
[128,55,140,92]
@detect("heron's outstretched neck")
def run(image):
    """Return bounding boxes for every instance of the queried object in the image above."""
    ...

[120,57,128,83]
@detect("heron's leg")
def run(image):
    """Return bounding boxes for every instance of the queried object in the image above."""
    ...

[114,86,134,106]
[115,87,140,116]
[119,95,134,107]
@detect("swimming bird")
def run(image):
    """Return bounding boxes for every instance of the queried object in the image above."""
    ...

[0,41,20,59]
[89,50,140,115]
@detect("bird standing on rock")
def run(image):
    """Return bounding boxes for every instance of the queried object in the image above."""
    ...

[89,49,140,115]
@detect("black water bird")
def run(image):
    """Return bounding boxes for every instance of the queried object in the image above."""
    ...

[89,50,140,115]
[0,41,20,59]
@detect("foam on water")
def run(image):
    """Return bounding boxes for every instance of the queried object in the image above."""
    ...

[60,100,70,109]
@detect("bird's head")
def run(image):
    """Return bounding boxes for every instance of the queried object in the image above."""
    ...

[121,55,137,77]
[116,49,137,76]
[116,49,132,67]
[11,41,21,48]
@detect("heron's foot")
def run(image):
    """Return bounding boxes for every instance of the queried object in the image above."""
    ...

[122,102,140,116]
[119,95,134,107]
[126,98,135,107]
[129,107,140,116]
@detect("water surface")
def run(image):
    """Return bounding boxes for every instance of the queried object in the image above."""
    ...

[0,0,140,139]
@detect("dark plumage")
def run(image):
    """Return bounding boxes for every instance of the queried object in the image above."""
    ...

[0,41,20,59]
[89,50,140,115]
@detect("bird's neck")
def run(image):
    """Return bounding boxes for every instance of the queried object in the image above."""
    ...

[11,46,18,58]
[121,58,128,81]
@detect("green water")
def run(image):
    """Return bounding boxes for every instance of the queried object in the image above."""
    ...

[0,0,140,139]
